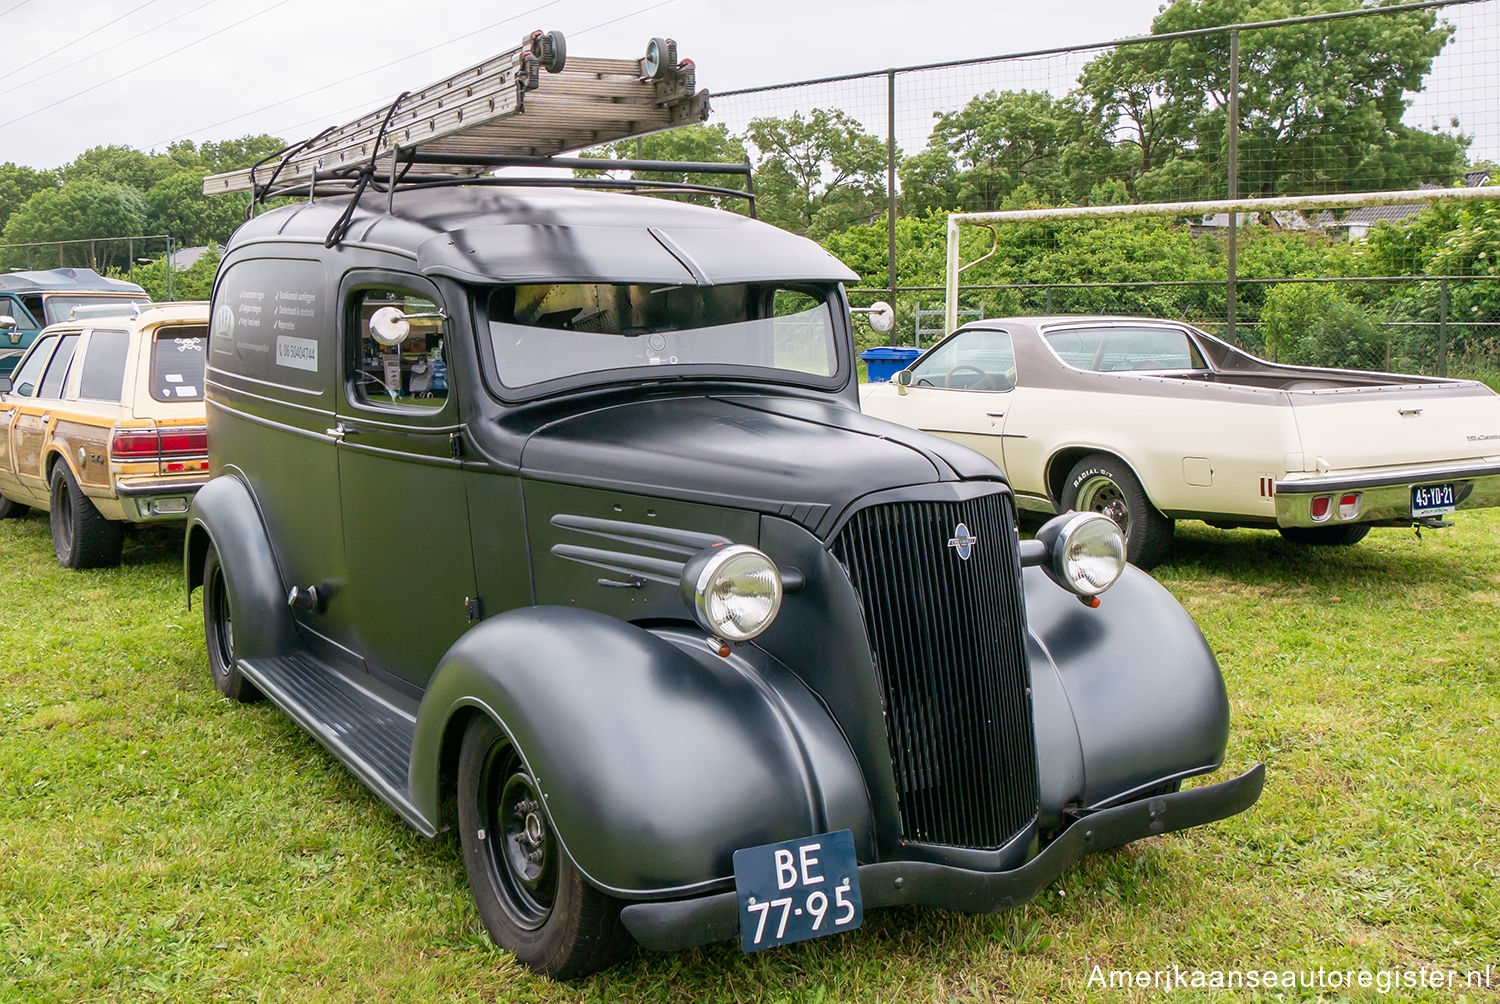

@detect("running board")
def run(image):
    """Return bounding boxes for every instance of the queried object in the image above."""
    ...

[238,654,435,837]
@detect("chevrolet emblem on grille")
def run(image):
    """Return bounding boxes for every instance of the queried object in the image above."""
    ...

[947,522,978,560]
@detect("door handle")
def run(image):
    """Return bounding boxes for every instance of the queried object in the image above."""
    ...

[326,422,347,441]
[40,413,51,423]
[985,411,1005,418]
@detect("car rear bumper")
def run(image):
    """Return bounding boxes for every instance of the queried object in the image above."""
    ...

[619,763,1265,952]
[1274,460,1500,526]
[116,478,205,522]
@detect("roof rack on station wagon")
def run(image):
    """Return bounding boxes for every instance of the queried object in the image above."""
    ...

[201,31,754,244]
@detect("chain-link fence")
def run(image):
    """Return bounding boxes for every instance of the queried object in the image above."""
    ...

[692,0,1500,382]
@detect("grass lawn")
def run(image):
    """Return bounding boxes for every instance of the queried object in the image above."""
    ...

[1,509,1497,1002]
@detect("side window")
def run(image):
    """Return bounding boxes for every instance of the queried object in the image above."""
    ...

[77,329,131,403]
[19,296,45,327]
[348,288,448,412]
[8,335,57,397]
[1,296,36,329]
[36,333,80,399]
[1046,326,1206,372]
[151,325,207,401]
[770,288,837,376]
[909,330,1016,391]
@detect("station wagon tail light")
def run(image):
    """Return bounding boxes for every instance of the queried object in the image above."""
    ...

[159,428,208,457]
[110,427,209,461]
[1338,493,1362,520]
[681,544,783,642]
[1309,496,1332,522]
[110,429,162,459]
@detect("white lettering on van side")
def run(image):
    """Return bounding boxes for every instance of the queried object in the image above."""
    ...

[275,335,319,373]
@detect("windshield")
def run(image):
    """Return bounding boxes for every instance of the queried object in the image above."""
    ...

[45,295,150,324]
[485,282,841,390]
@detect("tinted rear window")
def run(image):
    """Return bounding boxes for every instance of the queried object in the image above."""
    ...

[151,325,207,401]
[36,333,79,399]
[78,329,130,403]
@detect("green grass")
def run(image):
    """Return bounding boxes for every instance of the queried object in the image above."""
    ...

[2,510,1497,1002]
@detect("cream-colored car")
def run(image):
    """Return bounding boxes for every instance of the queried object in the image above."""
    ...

[0,303,209,568]
[862,316,1500,567]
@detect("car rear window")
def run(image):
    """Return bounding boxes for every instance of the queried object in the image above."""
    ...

[1045,325,1207,372]
[151,325,207,401]
[77,329,130,403]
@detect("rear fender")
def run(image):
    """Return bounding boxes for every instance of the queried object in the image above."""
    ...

[410,607,872,899]
[183,474,297,660]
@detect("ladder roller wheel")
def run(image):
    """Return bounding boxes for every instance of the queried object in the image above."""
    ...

[530,30,566,73]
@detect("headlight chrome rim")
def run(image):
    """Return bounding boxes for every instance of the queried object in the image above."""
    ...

[1047,511,1127,596]
[683,544,783,642]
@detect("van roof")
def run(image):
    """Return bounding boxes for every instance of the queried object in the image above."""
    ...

[227,185,859,287]
[0,268,148,295]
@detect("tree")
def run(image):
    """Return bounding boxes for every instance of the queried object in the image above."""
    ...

[1075,0,1468,199]
[744,109,886,239]
[0,162,59,234]
[146,172,250,248]
[900,90,1106,214]
[0,181,148,271]
[1261,282,1387,368]
[575,124,751,211]
[61,145,178,193]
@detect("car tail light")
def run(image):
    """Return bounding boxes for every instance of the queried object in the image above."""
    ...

[1309,495,1332,522]
[111,429,161,460]
[1338,493,1362,520]
[158,428,208,457]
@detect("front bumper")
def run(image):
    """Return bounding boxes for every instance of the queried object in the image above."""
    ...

[115,479,205,522]
[619,763,1265,951]
[1275,460,1500,526]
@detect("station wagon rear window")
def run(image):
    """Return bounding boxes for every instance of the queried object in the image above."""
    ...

[151,325,208,401]
[77,329,130,403]
[1045,325,1207,373]
[486,283,839,390]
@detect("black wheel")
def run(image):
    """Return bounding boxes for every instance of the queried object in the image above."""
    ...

[457,716,631,978]
[1279,524,1371,546]
[0,493,27,518]
[49,464,123,568]
[202,543,261,702]
[1061,453,1174,569]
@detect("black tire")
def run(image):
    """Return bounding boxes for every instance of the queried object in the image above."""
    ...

[457,715,631,978]
[0,493,27,518]
[1279,524,1371,547]
[1061,453,1175,569]
[49,464,124,568]
[202,543,261,702]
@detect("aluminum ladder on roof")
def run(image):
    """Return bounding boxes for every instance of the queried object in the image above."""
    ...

[201,32,708,198]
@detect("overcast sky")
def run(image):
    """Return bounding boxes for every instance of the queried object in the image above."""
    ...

[0,0,1490,173]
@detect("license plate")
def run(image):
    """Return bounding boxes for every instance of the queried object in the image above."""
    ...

[1412,483,1457,517]
[732,829,862,952]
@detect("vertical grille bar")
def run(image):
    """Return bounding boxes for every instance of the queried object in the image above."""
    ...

[832,491,1038,850]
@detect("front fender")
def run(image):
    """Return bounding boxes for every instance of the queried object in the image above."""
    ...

[183,474,297,660]
[1025,564,1230,813]
[410,607,871,899]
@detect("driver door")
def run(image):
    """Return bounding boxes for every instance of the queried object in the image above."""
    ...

[884,328,1017,472]
[334,274,477,692]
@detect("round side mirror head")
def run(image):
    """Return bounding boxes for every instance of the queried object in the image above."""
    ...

[369,306,411,347]
[866,301,895,335]
[0,315,16,332]
[894,369,914,388]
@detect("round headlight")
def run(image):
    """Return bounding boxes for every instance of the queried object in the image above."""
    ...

[682,544,783,641]
[1049,512,1127,596]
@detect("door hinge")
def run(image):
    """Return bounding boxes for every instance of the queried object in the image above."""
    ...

[449,431,464,459]
[464,596,483,622]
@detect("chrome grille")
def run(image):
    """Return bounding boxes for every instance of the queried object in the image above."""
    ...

[832,491,1038,849]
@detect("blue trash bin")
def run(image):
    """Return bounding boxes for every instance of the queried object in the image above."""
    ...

[859,346,922,382]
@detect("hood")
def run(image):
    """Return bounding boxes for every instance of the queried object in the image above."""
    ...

[519,393,1004,536]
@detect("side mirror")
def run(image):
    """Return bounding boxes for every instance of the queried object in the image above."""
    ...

[894,368,913,395]
[0,316,17,346]
[852,301,896,335]
[0,375,12,395]
[369,306,446,348]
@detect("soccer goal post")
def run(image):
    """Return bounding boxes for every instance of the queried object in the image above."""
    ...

[944,185,1500,338]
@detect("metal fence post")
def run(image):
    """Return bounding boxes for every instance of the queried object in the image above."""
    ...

[1226,30,1240,345]
[887,69,898,330]
[1439,278,1449,376]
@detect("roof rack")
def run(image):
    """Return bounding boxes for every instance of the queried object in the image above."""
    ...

[201,31,714,207]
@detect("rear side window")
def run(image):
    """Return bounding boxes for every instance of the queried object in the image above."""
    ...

[1045,325,1207,372]
[77,329,131,403]
[151,325,207,401]
[36,333,80,399]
